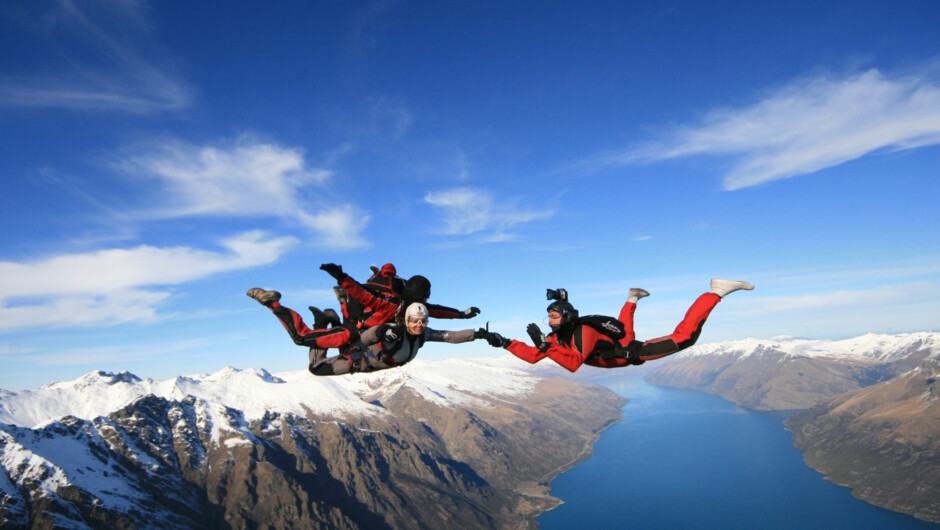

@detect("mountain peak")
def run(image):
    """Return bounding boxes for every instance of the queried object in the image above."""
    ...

[682,331,940,362]
[0,357,538,430]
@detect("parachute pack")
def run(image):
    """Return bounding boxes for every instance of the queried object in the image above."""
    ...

[578,314,626,341]
[572,314,643,364]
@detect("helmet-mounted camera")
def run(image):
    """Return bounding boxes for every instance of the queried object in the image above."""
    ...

[545,288,577,331]
[546,288,568,302]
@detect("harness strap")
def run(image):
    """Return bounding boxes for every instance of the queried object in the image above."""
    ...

[341,343,369,373]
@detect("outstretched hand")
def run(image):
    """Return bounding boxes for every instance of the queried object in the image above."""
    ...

[527,323,549,353]
[475,328,509,348]
[320,263,347,281]
[463,306,481,318]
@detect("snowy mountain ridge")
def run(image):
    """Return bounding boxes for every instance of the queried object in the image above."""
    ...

[0,357,538,431]
[679,331,940,363]
[0,357,620,529]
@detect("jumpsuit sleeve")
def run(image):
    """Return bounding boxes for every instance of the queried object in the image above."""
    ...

[505,339,550,365]
[426,303,464,319]
[358,325,382,346]
[427,328,475,343]
[544,339,588,373]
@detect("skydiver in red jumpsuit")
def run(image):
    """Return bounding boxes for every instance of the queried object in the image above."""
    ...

[479,279,754,372]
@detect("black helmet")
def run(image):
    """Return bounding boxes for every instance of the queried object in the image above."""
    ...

[402,275,431,302]
[547,300,579,331]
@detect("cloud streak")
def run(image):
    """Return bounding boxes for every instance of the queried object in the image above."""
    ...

[0,231,296,331]
[612,67,940,190]
[424,187,553,240]
[0,0,192,113]
[118,138,371,249]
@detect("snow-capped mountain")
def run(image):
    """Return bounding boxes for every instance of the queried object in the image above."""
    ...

[0,357,624,529]
[679,332,940,363]
[0,357,539,429]
[647,332,940,410]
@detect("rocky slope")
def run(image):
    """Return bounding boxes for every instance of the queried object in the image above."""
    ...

[786,359,940,524]
[645,332,940,410]
[0,358,625,529]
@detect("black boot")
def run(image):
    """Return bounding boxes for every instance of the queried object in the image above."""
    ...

[322,308,342,327]
[309,306,330,329]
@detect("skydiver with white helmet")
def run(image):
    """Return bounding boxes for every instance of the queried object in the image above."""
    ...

[246,286,486,375]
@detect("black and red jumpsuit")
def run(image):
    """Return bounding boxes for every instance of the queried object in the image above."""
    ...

[505,292,721,372]
[338,264,471,327]
[266,275,476,373]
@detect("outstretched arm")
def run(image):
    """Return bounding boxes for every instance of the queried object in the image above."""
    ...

[427,303,481,320]
[505,340,550,365]
[543,341,587,373]
[321,263,399,324]
[427,328,476,343]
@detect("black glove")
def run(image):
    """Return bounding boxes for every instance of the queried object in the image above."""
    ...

[482,331,510,348]
[526,323,544,347]
[463,307,481,318]
[320,263,347,281]
[527,323,550,353]
[474,328,488,339]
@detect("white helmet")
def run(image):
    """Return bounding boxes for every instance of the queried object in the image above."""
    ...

[404,302,429,323]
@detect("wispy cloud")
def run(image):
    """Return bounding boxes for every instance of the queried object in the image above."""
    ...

[424,187,553,240]
[117,138,371,249]
[0,0,192,113]
[0,231,296,331]
[606,67,940,190]
[22,338,213,367]
[296,205,371,250]
[369,95,414,140]
[704,281,940,340]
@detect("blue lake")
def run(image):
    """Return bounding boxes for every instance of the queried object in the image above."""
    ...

[536,372,939,529]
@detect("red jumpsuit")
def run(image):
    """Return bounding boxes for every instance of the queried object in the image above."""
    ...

[506,292,721,373]
[338,276,472,328]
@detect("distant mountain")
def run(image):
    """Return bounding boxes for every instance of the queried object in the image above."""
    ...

[0,358,625,529]
[643,331,940,524]
[645,332,940,410]
[787,359,940,524]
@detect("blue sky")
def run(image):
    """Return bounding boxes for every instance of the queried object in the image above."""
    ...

[1,0,939,390]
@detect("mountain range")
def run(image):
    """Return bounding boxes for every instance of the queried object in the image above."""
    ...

[646,332,940,410]
[645,331,940,524]
[0,357,625,529]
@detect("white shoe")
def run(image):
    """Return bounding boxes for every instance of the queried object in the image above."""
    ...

[628,288,650,303]
[710,279,754,298]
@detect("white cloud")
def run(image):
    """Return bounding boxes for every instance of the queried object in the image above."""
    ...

[125,140,329,218]
[0,0,192,113]
[424,187,553,239]
[120,138,371,249]
[296,205,371,250]
[0,231,296,331]
[615,67,940,190]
